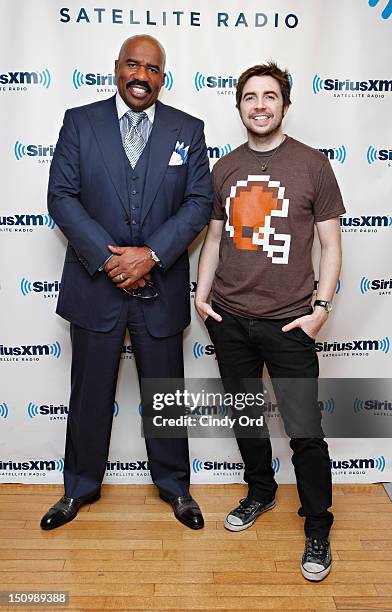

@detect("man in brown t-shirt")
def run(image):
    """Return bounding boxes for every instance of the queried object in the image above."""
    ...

[196,62,345,582]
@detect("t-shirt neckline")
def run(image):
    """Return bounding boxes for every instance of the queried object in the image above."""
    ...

[244,135,290,158]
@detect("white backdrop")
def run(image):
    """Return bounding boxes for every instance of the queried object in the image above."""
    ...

[1,0,391,485]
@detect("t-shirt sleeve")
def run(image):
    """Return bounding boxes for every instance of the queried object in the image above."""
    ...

[210,166,225,220]
[313,158,346,222]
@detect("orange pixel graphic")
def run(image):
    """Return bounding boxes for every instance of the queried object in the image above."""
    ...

[225,175,291,264]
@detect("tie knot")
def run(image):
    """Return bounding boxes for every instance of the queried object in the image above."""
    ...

[126,110,146,128]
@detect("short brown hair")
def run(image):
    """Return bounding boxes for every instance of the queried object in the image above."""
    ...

[236,61,291,109]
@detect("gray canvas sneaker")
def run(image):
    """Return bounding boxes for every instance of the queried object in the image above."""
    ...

[224,497,276,532]
[301,537,332,581]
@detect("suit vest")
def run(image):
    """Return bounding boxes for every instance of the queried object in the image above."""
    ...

[123,134,152,247]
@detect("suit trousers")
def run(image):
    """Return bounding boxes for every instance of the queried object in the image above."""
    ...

[63,295,190,500]
[205,302,333,538]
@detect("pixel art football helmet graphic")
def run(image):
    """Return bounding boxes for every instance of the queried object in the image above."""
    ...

[225,175,291,264]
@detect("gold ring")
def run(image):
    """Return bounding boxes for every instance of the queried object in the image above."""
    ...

[120,273,125,281]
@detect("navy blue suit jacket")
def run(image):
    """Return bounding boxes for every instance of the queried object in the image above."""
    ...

[48,96,212,337]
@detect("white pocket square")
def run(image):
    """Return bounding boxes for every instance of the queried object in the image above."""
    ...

[168,141,190,165]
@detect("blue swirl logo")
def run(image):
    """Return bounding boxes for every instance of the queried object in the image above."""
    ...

[192,458,204,473]
[194,71,206,91]
[367,146,378,164]
[360,276,371,294]
[14,140,26,160]
[20,278,32,296]
[312,74,324,95]
[72,69,85,90]
[27,402,39,419]
[193,342,204,359]
[368,0,392,19]
[0,403,9,419]
[38,68,51,89]
[50,342,62,359]
[320,398,335,414]
[378,336,390,353]
[55,458,65,472]
[164,71,174,91]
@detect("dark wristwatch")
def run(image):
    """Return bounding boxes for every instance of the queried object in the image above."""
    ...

[314,299,333,313]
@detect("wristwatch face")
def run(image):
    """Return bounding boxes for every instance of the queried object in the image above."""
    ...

[315,300,333,313]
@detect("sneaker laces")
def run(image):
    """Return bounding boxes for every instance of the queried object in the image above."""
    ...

[305,538,329,562]
[232,498,260,516]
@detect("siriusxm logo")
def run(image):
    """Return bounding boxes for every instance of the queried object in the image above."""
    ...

[193,342,215,359]
[27,402,69,419]
[26,400,119,419]
[340,215,392,233]
[14,141,55,162]
[194,72,237,94]
[0,458,64,472]
[0,403,9,419]
[360,276,392,294]
[331,456,386,472]
[20,278,60,297]
[207,144,232,159]
[192,457,280,473]
[106,460,149,471]
[316,336,390,355]
[367,146,392,164]
[0,68,51,90]
[313,75,391,96]
[354,398,392,414]
[0,214,55,232]
[72,69,173,91]
[0,342,62,361]
[318,146,347,164]
[72,69,116,89]
[368,0,392,20]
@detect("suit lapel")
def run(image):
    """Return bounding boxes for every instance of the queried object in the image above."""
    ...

[86,96,129,215]
[141,101,181,226]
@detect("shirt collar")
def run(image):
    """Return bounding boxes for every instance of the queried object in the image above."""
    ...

[115,92,155,124]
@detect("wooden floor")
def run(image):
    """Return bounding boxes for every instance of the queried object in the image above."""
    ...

[0,483,391,611]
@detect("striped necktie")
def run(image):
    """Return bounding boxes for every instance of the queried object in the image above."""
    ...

[123,110,147,168]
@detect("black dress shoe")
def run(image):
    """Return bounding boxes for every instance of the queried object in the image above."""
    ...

[40,492,100,531]
[160,493,204,530]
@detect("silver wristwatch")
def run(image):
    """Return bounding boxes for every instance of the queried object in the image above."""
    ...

[314,299,333,313]
[149,250,160,264]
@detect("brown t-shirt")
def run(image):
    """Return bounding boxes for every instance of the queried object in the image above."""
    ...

[211,136,345,319]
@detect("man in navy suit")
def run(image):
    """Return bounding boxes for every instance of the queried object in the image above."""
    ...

[40,35,212,530]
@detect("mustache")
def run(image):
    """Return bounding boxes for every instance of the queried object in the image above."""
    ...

[126,79,152,94]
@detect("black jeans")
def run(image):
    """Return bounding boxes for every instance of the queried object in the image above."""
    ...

[205,302,333,538]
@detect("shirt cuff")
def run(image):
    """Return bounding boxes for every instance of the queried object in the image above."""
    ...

[99,254,113,272]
